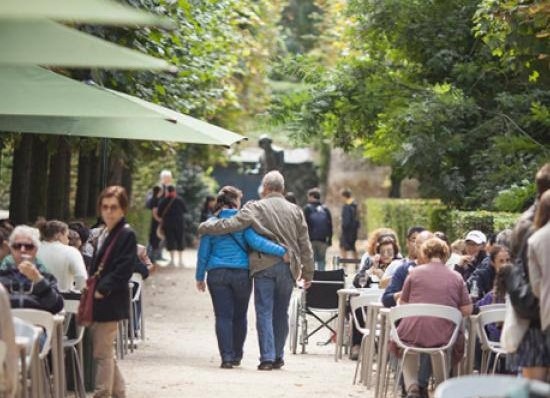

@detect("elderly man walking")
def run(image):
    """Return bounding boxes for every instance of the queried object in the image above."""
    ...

[198,171,314,370]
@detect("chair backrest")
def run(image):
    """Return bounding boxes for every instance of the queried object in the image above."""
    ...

[130,273,143,302]
[12,309,55,360]
[306,269,345,310]
[62,300,86,345]
[350,292,383,334]
[13,316,39,364]
[389,303,463,351]
[434,375,550,398]
[476,308,505,348]
[332,256,361,270]
[479,303,505,312]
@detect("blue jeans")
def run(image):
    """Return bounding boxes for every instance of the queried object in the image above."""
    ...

[207,268,252,362]
[253,261,294,362]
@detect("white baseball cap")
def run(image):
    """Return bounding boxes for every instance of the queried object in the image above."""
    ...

[465,230,487,245]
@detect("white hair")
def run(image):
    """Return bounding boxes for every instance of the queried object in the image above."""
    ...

[9,225,41,249]
[262,171,285,193]
[160,170,172,179]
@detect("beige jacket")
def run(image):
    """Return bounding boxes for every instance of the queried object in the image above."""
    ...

[198,192,314,281]
[0,284,17,398]
[528,221,550,331]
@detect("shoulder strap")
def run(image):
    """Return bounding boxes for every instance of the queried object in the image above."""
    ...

[160,198,176,219]
[94,227,124,277]
[228,233,249,254]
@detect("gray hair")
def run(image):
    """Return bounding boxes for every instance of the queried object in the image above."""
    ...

[262,171,285,193]
[9,225,41,249]
[160,169,172,179]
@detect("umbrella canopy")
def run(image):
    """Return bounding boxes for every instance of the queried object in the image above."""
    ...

[0,0,174,28]
[0,66,246,147]
[0,20,176,71]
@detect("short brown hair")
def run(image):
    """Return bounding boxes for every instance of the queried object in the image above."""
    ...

[421,237,450,262]
[215,186,243,212]
[97,185,129,215]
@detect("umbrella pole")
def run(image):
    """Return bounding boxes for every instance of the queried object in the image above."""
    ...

[100,137,108,190]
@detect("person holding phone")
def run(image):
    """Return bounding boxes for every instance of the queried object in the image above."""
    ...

[0,225,63,314]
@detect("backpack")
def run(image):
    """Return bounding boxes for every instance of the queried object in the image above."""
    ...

[307,204,331,241]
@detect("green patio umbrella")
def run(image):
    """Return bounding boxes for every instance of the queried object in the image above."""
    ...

[0,66,246,147]
[0,19,176,71]
[0,0,174,28]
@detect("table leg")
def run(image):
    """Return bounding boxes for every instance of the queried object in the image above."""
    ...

[364,307,378,388]
[375,315,389,398]
[466,315,477,375]
[335,292,346,361]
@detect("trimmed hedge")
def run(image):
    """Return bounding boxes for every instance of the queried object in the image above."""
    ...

[365,198,520,246]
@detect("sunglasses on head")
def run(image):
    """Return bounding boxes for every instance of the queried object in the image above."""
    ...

[11,242,35,251]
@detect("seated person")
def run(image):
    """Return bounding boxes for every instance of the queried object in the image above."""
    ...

[467,245,510,301]
[454,230,490,282]
[0,226,64,314]
[394,237,472,398]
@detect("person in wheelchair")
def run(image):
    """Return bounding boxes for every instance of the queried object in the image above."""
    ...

[195,186,288,369]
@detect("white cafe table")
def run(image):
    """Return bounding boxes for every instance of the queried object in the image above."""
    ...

[334,287,383,361]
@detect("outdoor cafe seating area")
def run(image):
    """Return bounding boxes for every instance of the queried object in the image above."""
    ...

[9,272,145,398]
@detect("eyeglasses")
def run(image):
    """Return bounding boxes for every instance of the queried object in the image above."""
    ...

[101,204,120,212]
[11,242,35,251]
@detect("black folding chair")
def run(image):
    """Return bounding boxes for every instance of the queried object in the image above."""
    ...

[289,269,345,354]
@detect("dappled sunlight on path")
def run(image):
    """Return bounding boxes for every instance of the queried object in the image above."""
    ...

[118,249,372,397]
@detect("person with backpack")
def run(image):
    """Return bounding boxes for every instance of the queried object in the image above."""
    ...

[339,188,360,259]
[303,188,333,271]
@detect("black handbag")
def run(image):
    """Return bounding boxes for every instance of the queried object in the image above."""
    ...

[506,227,540,321]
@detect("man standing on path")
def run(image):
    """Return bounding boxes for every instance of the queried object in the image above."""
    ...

[339,188,360,259]
[198,171,314,371]
[303,188,332,271]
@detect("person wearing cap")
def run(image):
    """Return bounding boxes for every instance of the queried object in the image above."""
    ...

[454,230,490,287]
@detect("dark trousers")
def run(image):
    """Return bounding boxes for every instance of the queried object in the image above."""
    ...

[207,268,252,362]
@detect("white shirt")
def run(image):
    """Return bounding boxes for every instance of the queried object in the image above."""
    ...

[37,241,88,292]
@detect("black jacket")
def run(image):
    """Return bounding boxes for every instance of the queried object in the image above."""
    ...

[91,219,137,322]
[303,201,333,243]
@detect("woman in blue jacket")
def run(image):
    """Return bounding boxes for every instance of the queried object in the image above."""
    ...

[196,186,287,369]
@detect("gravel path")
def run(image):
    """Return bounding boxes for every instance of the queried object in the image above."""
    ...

[117,249,373,397]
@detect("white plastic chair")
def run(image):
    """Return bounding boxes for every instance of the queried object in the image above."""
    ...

[476,308,506,374]
[434,374,550,398]
[13,317,40,398]
[12,309,55,398]
[62,300,86,398]
[389,304,463,397]
[479,303,505,312]
[350,292,383,386]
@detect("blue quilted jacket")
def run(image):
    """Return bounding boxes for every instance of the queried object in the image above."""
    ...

[196,209,286,281]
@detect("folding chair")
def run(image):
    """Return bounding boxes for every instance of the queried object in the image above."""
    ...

[434,374,550,398]
[332,256,361,273]
[389,304,463,397]
[289,269,345,354]
[476,308,506,374]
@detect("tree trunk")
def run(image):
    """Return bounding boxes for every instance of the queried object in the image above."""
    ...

[389,167,403,198]
[74,148,91,218]
[9,135,33,225]
[47,137,71,219]
[28,135,49,223]
[121,162,133,206]
[87,150,101,218]
[63,143,72,220]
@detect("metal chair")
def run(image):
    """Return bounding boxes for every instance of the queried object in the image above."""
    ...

[476,308,506,374]
[12,309,55,398]
[332,256,361,273]
[434,374,550,398]
[350,292,383,386]
[389,304,463,397]
[62,300,86,398]
[288,269,345,354]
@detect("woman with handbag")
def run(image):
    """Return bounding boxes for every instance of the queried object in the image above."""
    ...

[89,186,136,398]
[157,185,187,267]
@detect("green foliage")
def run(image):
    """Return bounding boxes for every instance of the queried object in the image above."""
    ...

[126,208,151,245]
[493,180,536,212]
[271,0,550,209]
[365,198,520,243]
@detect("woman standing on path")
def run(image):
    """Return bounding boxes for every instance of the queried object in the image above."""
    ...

[196,186,288,369]
[90,186,137,398]
[157,185,187,267]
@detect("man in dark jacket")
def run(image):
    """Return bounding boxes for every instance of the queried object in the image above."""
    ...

[454,230,489,292]
[339,188,360,259]
[303,188,332,271]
